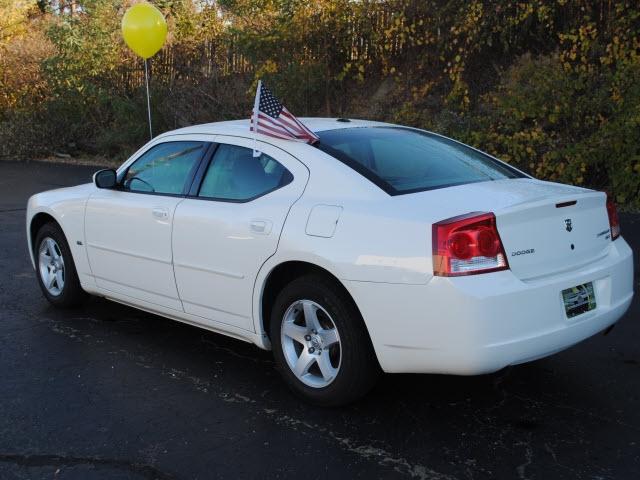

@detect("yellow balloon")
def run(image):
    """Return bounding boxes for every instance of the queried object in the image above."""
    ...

[121,2,167,59]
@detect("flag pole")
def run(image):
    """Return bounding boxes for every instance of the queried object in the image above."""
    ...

[252,79,262,157]
[144,58,153,140]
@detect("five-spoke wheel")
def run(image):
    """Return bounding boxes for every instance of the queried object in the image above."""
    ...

[34,221,85,307]
[281,299,341,388]
[271,274,379,406]
[38,237,65,296]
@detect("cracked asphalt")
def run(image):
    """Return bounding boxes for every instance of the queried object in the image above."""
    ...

[1,160,639,480]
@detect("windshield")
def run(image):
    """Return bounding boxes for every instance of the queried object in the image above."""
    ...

[316,127,525,195]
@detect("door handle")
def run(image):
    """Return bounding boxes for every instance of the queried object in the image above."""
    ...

[152,208,169,220]
[250,219,272,234]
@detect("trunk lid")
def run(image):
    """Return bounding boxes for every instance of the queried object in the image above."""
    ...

[400,178,612,280]
[495,188,611,280]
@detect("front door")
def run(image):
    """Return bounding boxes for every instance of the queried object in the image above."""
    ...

[85,140,208,310]
[172,137,308,331]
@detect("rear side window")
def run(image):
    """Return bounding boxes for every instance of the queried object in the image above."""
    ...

[124,141,205,195]
[316,127,525,195]
[198,144,292,201]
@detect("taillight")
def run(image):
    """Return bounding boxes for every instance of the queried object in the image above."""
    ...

[432,212,509,276]
[606,195,620,241]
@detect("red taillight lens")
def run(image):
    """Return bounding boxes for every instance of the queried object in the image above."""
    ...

[432,212,509,276]
[476,227,500,257]
[606,195,620,241]
[448,232,473,259]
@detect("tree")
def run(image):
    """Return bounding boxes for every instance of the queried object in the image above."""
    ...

[0,0,38,47]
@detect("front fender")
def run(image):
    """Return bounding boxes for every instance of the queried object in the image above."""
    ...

[26,184,96,290]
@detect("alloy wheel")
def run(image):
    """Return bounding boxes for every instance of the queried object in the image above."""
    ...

[280,299,342,388]
[38,237,65,296]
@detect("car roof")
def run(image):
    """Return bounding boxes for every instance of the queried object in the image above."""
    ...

[161,117,394,138]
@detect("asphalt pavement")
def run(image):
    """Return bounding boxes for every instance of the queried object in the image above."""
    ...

[1,160,639,480]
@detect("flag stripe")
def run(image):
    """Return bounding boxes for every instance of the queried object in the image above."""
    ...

[257,112,300,135]
[253,119,299,141]
[256,114,299,138]
[280,112,313,137]
[254,121,294,140]
[262,111,309,138]
[257,113,316,142]
[281,110,316,137]
[250,120,292,140]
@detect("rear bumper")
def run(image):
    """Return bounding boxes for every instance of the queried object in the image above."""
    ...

[345,238,634,374]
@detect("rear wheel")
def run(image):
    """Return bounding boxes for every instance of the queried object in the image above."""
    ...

[270,274,379,406]
[34,222,85,308]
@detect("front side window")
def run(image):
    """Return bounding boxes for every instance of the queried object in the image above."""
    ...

[316,127,525,195]
[198,144,292,201]
[124,141,206,195]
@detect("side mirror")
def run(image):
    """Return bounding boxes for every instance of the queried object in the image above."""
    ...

[93,169,117,189]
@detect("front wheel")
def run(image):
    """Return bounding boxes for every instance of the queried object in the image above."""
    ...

[34,222,86,308]
[270,274,379,406]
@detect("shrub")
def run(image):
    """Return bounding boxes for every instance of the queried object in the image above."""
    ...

[466,54,640,209]
[0,0,638,208]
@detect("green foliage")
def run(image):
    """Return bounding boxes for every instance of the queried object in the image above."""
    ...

[468,54,640,208]
[0,0,638,208]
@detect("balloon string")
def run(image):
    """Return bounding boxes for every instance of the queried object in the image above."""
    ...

[144,58,153,139]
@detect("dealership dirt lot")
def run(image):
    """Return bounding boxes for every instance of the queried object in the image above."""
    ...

[1,161,639,480]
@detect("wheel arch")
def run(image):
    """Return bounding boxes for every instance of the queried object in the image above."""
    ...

[257,260,375,354]
[28,211,63,267]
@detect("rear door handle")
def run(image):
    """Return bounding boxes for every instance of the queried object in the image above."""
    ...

[250,219,272,235]
[152,208,169,220]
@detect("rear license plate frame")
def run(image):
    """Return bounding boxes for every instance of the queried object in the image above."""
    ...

[562,282,596,318]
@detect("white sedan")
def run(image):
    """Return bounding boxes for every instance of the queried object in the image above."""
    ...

[27,118,634,405]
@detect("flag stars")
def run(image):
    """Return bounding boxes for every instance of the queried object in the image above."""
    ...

[259,85,284,118]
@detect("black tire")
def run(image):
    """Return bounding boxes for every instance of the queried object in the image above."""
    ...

[34,221,86,308]
[270,274,379,406]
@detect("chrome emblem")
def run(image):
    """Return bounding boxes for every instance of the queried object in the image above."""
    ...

[565,219,573,232]
[512,248,535,257]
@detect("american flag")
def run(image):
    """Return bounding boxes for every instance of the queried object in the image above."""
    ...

[250,81,319,144]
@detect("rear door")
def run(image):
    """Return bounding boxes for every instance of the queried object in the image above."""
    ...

[172,136,309,331]
[85,140,208,310]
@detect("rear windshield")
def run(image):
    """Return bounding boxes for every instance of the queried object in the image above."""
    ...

[316,127,525,195]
